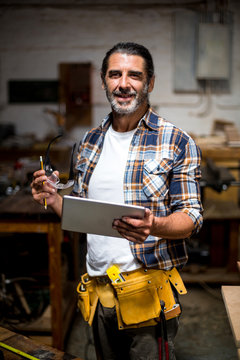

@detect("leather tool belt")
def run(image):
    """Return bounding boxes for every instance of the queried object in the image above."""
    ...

[76,267,187,330]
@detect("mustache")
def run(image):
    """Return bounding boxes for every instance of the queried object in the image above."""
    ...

[112,89,137,97]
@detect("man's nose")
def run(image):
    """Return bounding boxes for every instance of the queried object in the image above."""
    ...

[118,74,130,89]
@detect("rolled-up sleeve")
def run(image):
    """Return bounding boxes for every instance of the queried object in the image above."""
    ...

[170,137,203,234]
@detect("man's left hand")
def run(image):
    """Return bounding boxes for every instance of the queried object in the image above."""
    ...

[112,208,155,243]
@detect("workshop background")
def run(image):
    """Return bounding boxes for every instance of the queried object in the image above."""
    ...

[0,0,240,359]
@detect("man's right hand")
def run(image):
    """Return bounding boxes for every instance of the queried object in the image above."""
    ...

[31,169,63,216]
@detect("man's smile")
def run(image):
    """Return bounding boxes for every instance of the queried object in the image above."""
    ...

[113,91,136,102]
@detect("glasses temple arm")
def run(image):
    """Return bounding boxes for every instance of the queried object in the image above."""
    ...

[44,134,63,171]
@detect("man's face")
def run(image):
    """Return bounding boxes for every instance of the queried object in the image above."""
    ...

[102,52,154,115]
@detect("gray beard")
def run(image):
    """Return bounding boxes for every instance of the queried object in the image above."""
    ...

[105,83,149,115]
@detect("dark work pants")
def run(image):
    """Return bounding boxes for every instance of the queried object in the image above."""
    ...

[92,302,179,360]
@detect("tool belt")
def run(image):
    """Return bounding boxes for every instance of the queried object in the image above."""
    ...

[76,267,187,330]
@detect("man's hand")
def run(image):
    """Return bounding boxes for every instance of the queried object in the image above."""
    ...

[113,208,195,243]
[112,208,155,244]
[31,169,63,216]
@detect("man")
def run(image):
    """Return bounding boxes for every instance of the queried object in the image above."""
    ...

[32,42,203,360]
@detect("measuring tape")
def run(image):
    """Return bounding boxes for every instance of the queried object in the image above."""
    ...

[0,342,40,360]
[106,264,125,283]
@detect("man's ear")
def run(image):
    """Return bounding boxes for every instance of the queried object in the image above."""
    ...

[148,75,155,93]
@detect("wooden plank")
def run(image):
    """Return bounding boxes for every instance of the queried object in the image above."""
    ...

[0,327,15,342]
[221,286,240,348]
[48,223,63,350]
[0,222,49,233]
[0,326,83,359]
[29,336,52,347]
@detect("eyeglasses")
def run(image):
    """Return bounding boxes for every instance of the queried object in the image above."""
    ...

[44,135,76,190]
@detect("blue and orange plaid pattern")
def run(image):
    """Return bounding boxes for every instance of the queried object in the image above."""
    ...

[73,108,203,270]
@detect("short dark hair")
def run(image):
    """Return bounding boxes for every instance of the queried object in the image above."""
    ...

[101,42,154,84]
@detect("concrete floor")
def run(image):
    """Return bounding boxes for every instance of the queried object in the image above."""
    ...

[65,284,238,360]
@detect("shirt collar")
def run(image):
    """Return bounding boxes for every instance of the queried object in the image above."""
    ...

[99,107,161,132]
[100,112,113,132]
[140,107,162,132]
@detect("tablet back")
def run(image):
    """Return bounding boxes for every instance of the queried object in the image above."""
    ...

[61,195,145,238]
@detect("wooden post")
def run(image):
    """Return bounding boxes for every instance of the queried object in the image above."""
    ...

[48,223,63,350]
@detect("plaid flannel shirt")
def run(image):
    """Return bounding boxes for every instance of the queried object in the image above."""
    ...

[73,107,203,270]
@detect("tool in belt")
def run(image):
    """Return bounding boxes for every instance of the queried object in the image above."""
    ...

[76,266,186,330]
[158,301,169,360]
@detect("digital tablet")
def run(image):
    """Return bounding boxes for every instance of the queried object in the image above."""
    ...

[61,195,145,238]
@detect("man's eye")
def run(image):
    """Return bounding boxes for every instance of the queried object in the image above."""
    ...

[131,74,140,79]
[109,72,121,78]
[129,73,142,80]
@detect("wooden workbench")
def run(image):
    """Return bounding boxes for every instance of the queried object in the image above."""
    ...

[0,326,83,359]
[203,198,240,273]
[221,286,240,359]
[199,144,240,275]
[0,191,78,350]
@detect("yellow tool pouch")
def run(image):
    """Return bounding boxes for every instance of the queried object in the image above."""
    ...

[76,273,98,326]
[76,267,187,330]
[112,267,187,330]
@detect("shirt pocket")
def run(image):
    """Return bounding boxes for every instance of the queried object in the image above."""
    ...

[142,159,172,199]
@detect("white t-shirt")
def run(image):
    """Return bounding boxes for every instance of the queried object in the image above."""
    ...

[87,124,141,276]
